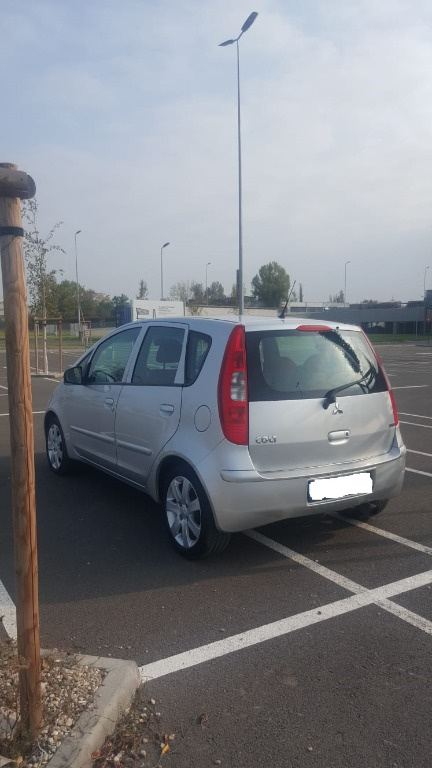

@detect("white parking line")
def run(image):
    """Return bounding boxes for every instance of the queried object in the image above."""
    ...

[392,385,429,389]
[140,568,432,681]
[0,579,17,639]
[400,421,432,429]
[407,449,432,457]
[406,468,432,478]
[0,411,45,417]
[400,412,432,420]
[336,515,432,555]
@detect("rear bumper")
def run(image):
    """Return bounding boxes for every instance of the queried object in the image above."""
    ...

[199,442,406,533]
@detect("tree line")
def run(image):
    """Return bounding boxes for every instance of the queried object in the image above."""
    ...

[21,200,314,322]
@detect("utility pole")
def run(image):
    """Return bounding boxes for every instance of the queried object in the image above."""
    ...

[0,163,41,736]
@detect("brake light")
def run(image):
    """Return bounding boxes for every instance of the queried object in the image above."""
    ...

[296,324,332,332]
[360,330,399,426]
[218,325,248,445]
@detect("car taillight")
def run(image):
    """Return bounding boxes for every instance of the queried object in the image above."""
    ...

[218,325,248,445]
[361,330,399,426]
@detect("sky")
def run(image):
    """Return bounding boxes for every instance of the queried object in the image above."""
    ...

[2,0,432,304]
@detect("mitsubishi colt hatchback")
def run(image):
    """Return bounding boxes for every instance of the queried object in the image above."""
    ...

[45,316,406,558]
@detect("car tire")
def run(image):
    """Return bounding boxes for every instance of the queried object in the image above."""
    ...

[46,416,73,475]
[368,499,389,516]
[162,464,231,559]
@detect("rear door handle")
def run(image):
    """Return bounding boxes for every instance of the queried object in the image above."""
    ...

[160,404,175,414]
[104,398,115,411]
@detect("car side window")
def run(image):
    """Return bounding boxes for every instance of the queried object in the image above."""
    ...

[185,331,212,385]
[131,326,185,386]
[87,327,141,384]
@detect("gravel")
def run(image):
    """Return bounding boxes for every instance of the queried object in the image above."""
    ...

[0,638,104,767]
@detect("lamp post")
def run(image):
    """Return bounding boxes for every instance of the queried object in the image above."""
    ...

[424,265,430,297]
[219,11,258,316]
[344,260,351,307]
[160,242,170,300]
[206,261,211,305]
[74,230,81,338]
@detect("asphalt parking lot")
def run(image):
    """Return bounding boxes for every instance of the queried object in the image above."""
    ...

[1,343,431,767]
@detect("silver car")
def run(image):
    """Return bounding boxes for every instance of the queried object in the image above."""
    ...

[45,316,405,558]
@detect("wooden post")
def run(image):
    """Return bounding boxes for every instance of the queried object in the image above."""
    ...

[0,163,41,736]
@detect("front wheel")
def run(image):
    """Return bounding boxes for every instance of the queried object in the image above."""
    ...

[162,465,231,559]
[46,416,73,475]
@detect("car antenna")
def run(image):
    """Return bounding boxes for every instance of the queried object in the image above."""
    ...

[279,280,296,319]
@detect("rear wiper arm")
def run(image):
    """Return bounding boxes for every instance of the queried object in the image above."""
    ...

[322,366,374,409]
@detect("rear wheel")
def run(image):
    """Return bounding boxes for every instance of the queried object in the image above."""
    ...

[46,416,73,475]
[162,464,231,559]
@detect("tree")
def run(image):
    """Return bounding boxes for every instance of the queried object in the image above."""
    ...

[251,262,290,307]
[190,282,205,305]
[112,294,130,308]
[22,198,65,317]
[207,281,225,304]
[329,290,344,303]
[169,281,193,304]
[136,279,148,300]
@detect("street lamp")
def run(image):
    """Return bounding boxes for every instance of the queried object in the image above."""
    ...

[206,261,211,305]
[219,11,258,316]
[74,230,81,337]
[344,260,351,308]
[160,242,170,300]
[424,265,430,296]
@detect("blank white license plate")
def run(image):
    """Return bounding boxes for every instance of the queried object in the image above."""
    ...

[308,472,373,501]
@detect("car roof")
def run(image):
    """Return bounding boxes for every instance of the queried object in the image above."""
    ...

[119,315,362,333]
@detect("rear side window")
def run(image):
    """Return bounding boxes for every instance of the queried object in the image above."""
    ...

[246,329,387,401]
[132,326,185,386]
[185,331,212,385]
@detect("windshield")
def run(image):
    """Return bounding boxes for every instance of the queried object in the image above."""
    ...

[246,329,387,402]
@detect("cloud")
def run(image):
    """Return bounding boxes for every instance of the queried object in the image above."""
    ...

[2,0,432,303]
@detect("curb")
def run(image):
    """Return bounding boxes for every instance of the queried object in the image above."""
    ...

[46,654,140,768]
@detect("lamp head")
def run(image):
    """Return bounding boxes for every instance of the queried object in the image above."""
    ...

[241,12,258,33]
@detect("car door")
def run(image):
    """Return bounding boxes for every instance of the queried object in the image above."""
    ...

[66,326,142,469]
[115,323,186,486]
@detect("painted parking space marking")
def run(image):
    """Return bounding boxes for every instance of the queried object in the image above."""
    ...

[140,569,432,681]
[0,411,45,417]
[406,468,432,478]
[392,385,429,389]
[400,421,432,429]
[335,515,432,555]
[0,578,17,639]
[400,412,432,419]
[407,449,432,457]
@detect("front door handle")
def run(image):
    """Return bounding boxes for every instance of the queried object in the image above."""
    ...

[104,398,115,411]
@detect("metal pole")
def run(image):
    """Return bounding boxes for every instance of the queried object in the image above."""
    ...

[219,13,258,317]
[160,241,170,300]
[75,230,81,339]
[344,260,351,307]
[236,39,244,316]
[206,261,211,305]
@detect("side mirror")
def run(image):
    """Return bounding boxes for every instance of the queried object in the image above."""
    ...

[64,366,83,385]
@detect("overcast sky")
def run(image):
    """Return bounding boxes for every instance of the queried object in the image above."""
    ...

[2,0,432,304]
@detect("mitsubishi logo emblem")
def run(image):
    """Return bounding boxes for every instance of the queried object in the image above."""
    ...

[332,398,343,414]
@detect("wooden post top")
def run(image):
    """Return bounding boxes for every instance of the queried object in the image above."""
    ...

[0,163,36,200]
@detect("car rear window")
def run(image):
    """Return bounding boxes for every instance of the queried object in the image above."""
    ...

[245,329,387,402]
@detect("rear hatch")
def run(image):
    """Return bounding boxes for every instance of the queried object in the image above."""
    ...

[245,326,397,473]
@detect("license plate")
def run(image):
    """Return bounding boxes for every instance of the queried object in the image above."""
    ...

[308,472,373,502]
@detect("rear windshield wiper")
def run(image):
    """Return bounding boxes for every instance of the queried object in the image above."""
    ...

[322,365,374,409]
